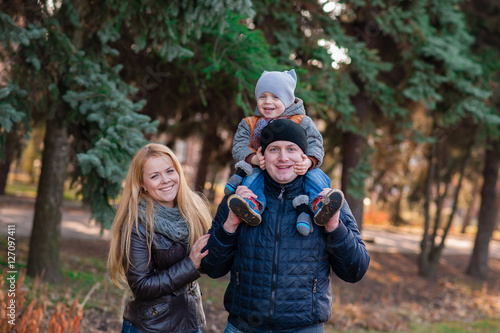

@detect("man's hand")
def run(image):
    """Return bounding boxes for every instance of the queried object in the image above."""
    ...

[317,188,341,232]
[293,154,312,175]
[324,210,340,232]
[224,211,242,233]
[223,186,258,233]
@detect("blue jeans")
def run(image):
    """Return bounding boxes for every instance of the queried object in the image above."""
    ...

[121,321,142,333]
[242,168,331,211]
[224,321,324,333]
[121,320,201,333]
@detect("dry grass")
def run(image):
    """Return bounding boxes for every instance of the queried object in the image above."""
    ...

[325,252,500,332]
[2,235,500,333]
[199,251,500,333]
[0,273,84,333]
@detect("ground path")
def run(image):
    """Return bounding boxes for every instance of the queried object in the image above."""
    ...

[1,194,499,258]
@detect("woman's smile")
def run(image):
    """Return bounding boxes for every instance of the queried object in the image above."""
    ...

[142,155,180,207]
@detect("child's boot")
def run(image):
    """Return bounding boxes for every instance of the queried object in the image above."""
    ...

[228,194,262,226]
[224,161,254,196]
[293,195,312,236]
[312,189,344,226]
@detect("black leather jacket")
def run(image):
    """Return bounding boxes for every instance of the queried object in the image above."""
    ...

[123,221,205,333]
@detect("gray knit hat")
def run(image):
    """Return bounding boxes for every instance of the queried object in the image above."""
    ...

[255,69,297,109]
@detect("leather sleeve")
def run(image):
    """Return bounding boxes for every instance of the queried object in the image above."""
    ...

[126,226,201,300]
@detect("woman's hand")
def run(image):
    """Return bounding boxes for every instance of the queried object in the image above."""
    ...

[189,234,210,269]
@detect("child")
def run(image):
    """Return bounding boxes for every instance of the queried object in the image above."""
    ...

[225,69,344,235]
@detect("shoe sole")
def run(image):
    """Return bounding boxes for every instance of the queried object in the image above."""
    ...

[228,195,262,226]
[314,189,344,226]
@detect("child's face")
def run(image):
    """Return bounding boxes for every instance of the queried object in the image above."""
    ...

[257,92,286,118]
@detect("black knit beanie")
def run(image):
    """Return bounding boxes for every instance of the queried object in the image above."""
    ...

[260,119,308,153]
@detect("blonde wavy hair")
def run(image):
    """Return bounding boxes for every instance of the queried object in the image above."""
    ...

[108,143,212,288]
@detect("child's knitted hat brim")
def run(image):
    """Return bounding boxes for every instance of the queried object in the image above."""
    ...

[255,69,297,109]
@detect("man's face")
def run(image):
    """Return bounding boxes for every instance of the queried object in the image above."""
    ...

[264,140,304,184]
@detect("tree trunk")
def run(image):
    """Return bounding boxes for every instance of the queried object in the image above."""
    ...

[461,180,480,233]
[418,130,436,278]
[391,189,403,226]
[194,121,218,193]
[341,88,370,230]
[27,116,69,282]
[341,131,365,229]
[419,125,475,279]
[495,167,500,231]
[466,146,499,279]
[0,126,23,194]
[420,246,443,279]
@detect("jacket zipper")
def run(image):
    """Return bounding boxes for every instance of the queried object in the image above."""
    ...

[270,185,285,323]
[278,186,285,199]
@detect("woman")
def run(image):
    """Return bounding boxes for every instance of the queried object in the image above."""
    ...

[108,143,212,333]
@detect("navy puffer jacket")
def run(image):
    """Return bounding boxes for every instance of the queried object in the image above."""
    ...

[201,173,370,332]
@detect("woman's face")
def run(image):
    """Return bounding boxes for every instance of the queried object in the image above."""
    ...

[141,155,180,207]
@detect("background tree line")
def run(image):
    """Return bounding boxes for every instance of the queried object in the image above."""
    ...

[0,0,499,283]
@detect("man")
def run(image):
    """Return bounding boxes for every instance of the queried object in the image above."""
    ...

[201,119,370,333]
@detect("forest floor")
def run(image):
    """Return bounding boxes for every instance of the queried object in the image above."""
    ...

[1,196,500,332]
[57,238,500,333]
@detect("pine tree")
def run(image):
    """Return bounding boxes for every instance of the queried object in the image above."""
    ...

[463,0,500,280]
[0,0,253,281]
[113,11,275,193]
[247,0,499,279]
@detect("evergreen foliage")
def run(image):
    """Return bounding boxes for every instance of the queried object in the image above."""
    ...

[113,9,277,192]
[0,84,26,133]
[0,0,498,281]
[0,0,254,227]
[246,0,498,239]
[63,57,158,227]
[334,0,499,203]
[0,12,46,141]
[462,0,500,279]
